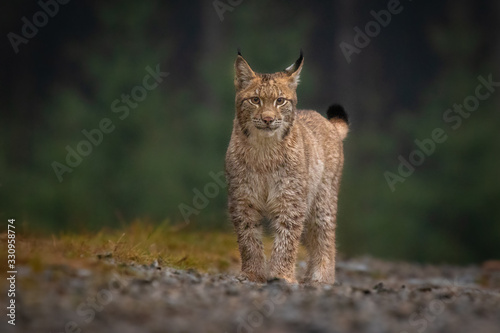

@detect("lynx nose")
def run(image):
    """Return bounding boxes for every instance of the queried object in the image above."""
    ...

[262,116,275,125]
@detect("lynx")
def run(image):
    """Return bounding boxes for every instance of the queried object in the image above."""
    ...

[225,51,348,284]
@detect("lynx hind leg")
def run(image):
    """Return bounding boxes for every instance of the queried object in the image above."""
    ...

[303,185,338,284]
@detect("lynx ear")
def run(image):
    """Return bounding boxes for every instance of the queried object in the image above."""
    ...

[284,50,304,89]
[234,52,256,90]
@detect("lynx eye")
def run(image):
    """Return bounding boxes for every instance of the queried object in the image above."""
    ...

[276,97,286,106]
[250,97,261,105]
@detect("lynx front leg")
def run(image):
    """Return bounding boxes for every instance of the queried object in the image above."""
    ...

[229,197,267,283]
[268,198,306,283]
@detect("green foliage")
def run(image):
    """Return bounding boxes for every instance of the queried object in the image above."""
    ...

[337,3,500,263]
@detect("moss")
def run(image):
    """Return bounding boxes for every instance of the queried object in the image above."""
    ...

[11,221,242,273]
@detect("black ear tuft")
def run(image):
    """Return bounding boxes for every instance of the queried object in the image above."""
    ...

[284,50,304,75]
[293,50,304,71]
[237,47,242,56]
[327,104,349,124]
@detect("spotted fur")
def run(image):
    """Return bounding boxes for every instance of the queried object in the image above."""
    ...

[225,52,348,284]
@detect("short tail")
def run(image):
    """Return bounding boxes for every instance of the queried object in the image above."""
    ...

[326,104,349,140]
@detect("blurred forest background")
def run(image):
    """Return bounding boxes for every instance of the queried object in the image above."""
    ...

[1,0,499,264]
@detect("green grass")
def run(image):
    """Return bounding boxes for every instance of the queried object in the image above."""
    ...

[4,221,243,274]
[1,220,312,279]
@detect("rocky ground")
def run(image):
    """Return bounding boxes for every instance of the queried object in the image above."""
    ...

[3,257,500,333]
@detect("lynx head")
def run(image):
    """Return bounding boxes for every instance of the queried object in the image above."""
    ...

[234,51,303,140]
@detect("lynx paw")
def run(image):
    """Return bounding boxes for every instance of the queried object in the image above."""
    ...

[302,273,335,285]
[268,274,297,284]
[236,271,267,283]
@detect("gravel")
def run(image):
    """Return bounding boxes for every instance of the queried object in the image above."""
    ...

[3,257,500,333]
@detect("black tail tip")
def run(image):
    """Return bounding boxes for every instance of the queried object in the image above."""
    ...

[326,104,348,124]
